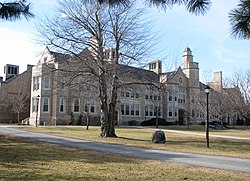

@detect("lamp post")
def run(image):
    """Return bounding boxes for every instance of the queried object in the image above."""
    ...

[205,85,210,148]
[35,95,40,127]
[85,103,90,130]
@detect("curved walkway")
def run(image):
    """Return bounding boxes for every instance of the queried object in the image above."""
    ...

[0,126,250,173]
[132,126,250,141]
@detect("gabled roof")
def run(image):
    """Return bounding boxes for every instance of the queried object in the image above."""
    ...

[115,64,159,83]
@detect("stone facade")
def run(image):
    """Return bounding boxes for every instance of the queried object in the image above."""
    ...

[29,46,232,126]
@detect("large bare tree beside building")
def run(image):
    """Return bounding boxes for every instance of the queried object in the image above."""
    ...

[35,0,154,137]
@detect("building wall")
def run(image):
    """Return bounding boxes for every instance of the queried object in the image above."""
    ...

[29,47,227,126]
[0,66,32,123]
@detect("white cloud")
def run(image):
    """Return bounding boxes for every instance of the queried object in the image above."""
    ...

[0,28,41,78]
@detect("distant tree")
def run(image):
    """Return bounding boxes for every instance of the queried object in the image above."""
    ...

[226,69,250,127]
[0,0,34,21]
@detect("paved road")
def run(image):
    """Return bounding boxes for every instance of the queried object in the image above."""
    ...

[0,126,250,173]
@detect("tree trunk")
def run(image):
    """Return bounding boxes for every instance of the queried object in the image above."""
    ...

[99,74,110,137]
[155,106,159,128]
[107,75,118,137]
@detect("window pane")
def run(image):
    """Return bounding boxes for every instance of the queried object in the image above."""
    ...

[130,105,134,115]
[121,105,124,115]
[43,98,49,112]
[59,98,64,112]
[43,76,50,89]
[125,105,129,115]
[135,105,139,116]
[73,99,80,112]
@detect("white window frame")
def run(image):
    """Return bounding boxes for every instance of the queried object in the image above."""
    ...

[59,97,65,113]
[43,75,50,90]
[73,98,80,113]
[42,97,50,113]
[84,99,96,114]
[168,105,173,118]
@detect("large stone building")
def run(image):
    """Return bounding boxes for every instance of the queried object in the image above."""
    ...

[0,64,33,123]
[29,46,232,126]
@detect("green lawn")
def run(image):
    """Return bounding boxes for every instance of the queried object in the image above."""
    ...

[19,126,250,158]
[156,125,250,138]
[0,135,249,181]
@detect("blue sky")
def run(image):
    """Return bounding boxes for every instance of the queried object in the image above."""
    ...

[0,1,249,82]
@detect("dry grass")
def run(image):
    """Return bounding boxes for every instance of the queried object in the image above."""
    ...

[19,126,250,158]
[0,135,249,181]
[157,125,250,138]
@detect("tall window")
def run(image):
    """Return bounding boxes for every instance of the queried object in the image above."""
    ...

[73,98,80,113]
[37,77,40,90]
[168,92,173,102]
[43,75,50,89]
[135,105,140,116]
[130,105,135,115]
[42,97,49,112]
[125,105,129,115]
[33,77,37,91]
[84,99,95,114]
[121,104,140,116]
[59,97,65,113]
[121,105,124,115]
[168,106,173,117]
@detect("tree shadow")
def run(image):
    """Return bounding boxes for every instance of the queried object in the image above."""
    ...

[118,136,151,142]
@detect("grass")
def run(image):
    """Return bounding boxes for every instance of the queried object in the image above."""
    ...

[0,135,249,180]
[19,126,250,158]
[156,125,250,138]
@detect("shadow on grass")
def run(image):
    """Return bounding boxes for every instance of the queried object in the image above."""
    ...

[0,135,137,165]
[118,136,151,142]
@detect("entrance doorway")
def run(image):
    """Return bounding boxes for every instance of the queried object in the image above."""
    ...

[178,109,185,125]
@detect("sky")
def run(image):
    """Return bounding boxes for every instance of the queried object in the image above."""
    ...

[0,1,249,82]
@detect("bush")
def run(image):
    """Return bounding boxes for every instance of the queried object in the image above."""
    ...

[141,118,173,126]
[128,120,139,126]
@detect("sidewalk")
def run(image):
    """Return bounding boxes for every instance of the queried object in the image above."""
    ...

[132,126,250,141]
[0,126,250,173]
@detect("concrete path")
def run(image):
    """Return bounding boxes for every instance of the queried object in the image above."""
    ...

[0,126,250,173]
[132,126,250,141]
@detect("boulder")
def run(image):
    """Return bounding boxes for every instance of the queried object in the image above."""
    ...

[152,130,166,144]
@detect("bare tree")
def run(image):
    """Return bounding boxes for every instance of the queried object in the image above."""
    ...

[7,91,29,124]
[35,0,155,137]
[225,69,250,127]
